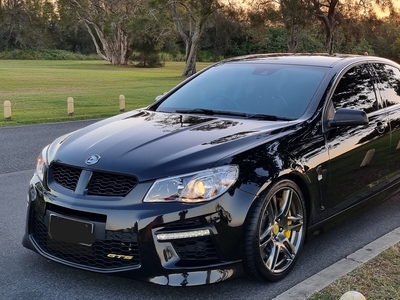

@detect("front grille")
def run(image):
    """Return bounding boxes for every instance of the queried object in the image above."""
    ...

[172,237,219,261]
[53,164,81,191]
[87,172,138,196]
[31,211,140,270]
[50,163,138,197]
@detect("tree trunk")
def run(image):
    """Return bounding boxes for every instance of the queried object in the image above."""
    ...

[326,26,334,55]
[183,39,199,76]
[170,1,217,77]
[312,0,338,55]
[287,26,302,53]
[315,11,335,54]
[85,22,132,65]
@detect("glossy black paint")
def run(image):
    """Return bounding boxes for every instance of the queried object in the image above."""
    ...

[23,54,400,286]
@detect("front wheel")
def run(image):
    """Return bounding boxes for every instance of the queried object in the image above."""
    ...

[244,179,306,281]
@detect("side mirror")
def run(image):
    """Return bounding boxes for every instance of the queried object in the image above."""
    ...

[328,108,369,127]
[155,91,169,102]
[155,95,163,102]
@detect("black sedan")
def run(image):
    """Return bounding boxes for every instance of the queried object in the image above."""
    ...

[23,54,400,286]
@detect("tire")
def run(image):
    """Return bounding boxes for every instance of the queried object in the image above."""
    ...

[243,179,306,282]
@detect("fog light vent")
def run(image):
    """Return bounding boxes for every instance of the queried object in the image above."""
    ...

[157,229,211,241]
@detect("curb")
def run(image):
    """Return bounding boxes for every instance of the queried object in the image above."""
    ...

[272,226,400,300]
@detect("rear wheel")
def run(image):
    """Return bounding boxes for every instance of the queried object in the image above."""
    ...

[244,179,306,281]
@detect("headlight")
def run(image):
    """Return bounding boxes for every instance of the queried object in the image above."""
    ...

[35,145,49,181]
[143,165,239,203]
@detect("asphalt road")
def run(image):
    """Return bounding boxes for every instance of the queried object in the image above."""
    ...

[1,120,400,300]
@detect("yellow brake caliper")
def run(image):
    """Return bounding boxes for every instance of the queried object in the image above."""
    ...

[284,210,292,239]
[278,196,292,239]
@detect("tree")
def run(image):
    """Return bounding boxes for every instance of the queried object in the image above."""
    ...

[309,0,339,54]
[0,0,57,51]
[297,27,325,52]
[129,10,170,67]
[280,0,310,52]
[245,0,311,53]
[169,0,221,76]
[198,2,258,58]
[392,37,400,61]
[53,0,95,54]
[362,8,400,59]
[65,0,148,65]
[308,0,394,54]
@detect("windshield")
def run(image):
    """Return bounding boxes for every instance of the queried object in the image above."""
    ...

[156,63,327,119]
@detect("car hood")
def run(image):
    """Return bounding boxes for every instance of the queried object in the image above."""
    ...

[47,110,295,181]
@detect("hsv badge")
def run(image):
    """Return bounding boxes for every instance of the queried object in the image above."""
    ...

[85,154,100,165]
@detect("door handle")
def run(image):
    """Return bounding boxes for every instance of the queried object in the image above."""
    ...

[375,121,386,134]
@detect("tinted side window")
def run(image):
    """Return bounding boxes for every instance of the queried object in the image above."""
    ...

[331,64,381,113]
[372,63,400,107]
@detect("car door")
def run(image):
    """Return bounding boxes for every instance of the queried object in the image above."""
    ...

[371,63,400,190]
[323,62,391,215]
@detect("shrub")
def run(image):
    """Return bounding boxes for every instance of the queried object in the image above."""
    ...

[0,49,100,60]
[130,52,164,68]
[159,52,185,62]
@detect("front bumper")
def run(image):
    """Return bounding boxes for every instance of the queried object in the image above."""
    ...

[22,175,256,286]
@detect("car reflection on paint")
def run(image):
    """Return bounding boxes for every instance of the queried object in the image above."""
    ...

[23,54,400,286]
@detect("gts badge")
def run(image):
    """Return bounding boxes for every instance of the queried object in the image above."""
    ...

[107,253,133,260]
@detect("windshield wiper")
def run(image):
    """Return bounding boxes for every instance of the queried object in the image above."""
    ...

[176,108,215,115]
[247,114,295,121]
[175,109,294,120]
[176,108,247,117]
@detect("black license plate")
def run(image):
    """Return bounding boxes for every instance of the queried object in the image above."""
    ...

[49,214,95,246]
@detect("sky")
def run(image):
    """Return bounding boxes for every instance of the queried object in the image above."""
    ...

[374,3,398,17]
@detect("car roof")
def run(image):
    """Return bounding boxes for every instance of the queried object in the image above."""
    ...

[219,53,384,68]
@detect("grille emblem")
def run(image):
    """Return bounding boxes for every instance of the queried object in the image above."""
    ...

[107,253,133,260]
[85,154,101,165]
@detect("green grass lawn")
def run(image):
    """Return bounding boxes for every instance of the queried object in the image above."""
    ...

[308,243,400,300]
[0,60,211,127]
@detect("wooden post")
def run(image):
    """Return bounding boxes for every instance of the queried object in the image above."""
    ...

[67,97,74,116]
[4,100,11,120]
[119,94,125,112]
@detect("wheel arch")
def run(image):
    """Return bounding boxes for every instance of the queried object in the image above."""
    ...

[279,173,312,227]
[243,171,312,230]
